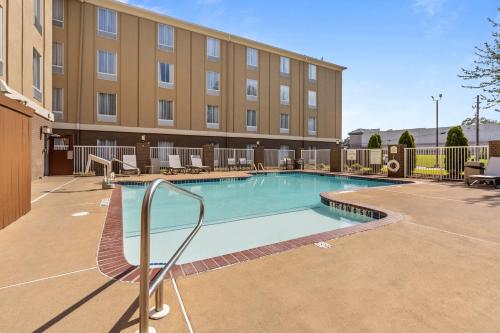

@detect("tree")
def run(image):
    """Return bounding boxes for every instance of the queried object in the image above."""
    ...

[398,130,416,148]
[367,133,382,149]
[458,9,499,111]
[445,126,469,177]
[461,116,499,126]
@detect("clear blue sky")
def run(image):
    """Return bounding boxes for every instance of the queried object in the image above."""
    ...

[119,0,500,138]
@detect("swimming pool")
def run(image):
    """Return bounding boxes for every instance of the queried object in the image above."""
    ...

[121,173,396,265]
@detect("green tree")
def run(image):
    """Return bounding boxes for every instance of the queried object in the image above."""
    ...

[398,130,416,148]
[445,126,469,177]
[367,133,382,149]
[461,116,499,126]
[459,9,499,111]
[445,126,469,147]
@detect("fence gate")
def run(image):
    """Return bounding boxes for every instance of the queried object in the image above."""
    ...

[49,134,74,175]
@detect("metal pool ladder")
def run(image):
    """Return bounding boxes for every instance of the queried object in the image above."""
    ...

[137,179,204,333]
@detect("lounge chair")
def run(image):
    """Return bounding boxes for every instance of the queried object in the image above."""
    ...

[187,155,210,173]
[162,155,186,175]
[121,155,140,175]
[280,157,293,170]
[239,158,251,170]
[228,158,238,171]
[466,157,500,189]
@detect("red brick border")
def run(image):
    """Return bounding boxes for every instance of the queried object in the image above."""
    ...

[97,184,402,282]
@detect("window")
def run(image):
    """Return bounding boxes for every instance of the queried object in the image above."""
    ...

[246,79,258,100]
[97,7,117,39]
[158,100,174,126]
[52,88,63,121]
[34,0,42,34]
[53,0,64,27]
[206,105,219,129]
[280,85,289,105]
[97,93,117,122]
[158,141,174,167]
[33,49,42,101]
[206,37,220,60]
[308,90,317,108]
[308,64,316,81]
[206,71,220,95]
[158,24,174,51]
[246,109,257,131]
[97,50,117,80]
[280,56,289,76]
[279,145,290,160]
[308,117,317,135]
[0,6,3,75]
[280,113,289,134]
[52,42,63,74]
[247,48,258,68]
[246,143,253,161]
[53,137,69,150]
[97,139,117,147]
[158,62,174,88]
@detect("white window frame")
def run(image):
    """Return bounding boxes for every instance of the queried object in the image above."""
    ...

[308,90,317,109]
[53,0,64,27]
[206,105,219,129]
[308,117,317,136]
[280,56,290,76]
[308,64,317,81]
[280,113,289,134]
[280,85,289,105]
[52,88,63,121]
[158,62,174,88]
[247,47,258,68]
[246,79,258,101]
[206,71,220,95]
[97,7,117,39]
[157,100,174,126]
[0,6,3,76]
[206,37,220,60]
[34,0,43,34]
[52,42,64,74]
[158,23,174,52]
[246,109,257,132]
[97,50,117,81]
[96,92,117,122]
[33,49,42,101]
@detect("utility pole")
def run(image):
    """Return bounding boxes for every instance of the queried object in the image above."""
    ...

[476,95,480,146]
[431,94,443,167]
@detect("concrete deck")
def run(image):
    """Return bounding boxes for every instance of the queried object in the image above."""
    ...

[1,173,499,332]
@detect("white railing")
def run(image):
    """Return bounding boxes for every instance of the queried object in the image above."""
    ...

[301,149,330,170]
[150,147,203,168]
[214,148,254,170]
[74,146,136,175]
[404,146,489,180]
[341,148,388,175]
[264,149,295,169]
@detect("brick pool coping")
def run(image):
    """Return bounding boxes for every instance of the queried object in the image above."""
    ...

[96,177,403,283]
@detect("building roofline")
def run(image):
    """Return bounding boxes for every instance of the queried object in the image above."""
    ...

[82,0,347,72]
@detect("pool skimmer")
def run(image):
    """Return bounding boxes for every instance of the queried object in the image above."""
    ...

[314,241,332,249]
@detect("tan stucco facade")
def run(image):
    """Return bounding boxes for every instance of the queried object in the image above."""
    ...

[52,0,344,146]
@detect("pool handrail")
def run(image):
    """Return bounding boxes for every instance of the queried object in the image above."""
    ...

[138,178,204,333]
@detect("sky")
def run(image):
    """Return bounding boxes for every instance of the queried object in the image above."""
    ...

[118,0,499,138]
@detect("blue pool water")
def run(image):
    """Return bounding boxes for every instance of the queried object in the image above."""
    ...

[121,173,396,264]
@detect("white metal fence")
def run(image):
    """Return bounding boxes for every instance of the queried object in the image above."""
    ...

[150,147,203,168]
[264,149,295,169]
[404,146,489,180]
[301,149,331,170]
[74,145,136,174]
[214,148,254,170]
[341,148,388,175]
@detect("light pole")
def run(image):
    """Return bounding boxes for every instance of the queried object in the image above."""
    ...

[431,94,442,167]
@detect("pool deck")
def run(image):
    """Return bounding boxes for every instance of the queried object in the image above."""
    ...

[1,172,500,332]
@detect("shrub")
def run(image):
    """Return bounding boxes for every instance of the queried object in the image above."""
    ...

[445,126,469,177]
[398,130,416,148]
[367,133,382,149]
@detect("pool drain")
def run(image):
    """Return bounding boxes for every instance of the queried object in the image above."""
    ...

[314,241,332,249]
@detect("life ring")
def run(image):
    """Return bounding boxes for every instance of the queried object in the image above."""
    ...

[387,159,400,173]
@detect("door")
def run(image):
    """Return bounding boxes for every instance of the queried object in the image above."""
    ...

[49,134,74,175]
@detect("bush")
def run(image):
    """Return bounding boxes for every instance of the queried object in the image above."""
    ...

[445,126,469,177]
[398,130,416,148]
[367,133,382,149]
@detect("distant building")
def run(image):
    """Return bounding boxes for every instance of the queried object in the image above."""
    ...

[347,124,500,148]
